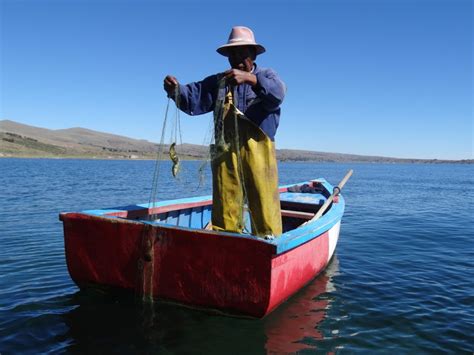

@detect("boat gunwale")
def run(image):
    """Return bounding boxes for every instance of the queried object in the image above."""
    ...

[59,178,345,255]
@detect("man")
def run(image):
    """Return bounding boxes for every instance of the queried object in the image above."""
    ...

[163,26,285,237]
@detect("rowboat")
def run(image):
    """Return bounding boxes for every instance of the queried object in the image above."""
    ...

[60,176,348,318]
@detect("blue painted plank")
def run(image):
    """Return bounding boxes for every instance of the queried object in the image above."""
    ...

[166,210,180,226]
[138,195,212,210]
[180,208,191,228]
[202,206,212,227]
[190,207,203,229]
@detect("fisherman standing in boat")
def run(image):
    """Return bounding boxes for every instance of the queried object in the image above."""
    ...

[163,26,285,238]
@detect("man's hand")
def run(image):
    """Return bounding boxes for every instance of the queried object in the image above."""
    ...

[164,75,179,96]
[224,69,257,87]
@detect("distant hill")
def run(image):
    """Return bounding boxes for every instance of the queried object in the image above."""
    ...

[0,119,207,160]
[0,120,471,163]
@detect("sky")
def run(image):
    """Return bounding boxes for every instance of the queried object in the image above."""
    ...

[0,0,472,160]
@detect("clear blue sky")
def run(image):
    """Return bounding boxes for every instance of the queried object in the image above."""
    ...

[1,0,472,159]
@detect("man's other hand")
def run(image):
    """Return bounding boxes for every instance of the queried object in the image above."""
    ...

[164,75,179,96]
[224,69,257,87]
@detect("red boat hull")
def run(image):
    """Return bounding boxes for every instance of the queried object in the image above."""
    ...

[62,213,332,318]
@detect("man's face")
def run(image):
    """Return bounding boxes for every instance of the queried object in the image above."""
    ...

[227,46,255,72]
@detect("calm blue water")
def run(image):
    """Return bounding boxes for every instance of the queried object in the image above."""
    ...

[0,159,473,353]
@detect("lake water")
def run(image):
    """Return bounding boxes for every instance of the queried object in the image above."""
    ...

[0,159,473,353]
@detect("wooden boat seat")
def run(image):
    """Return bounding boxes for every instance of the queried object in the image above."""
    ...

[280,209,314,220]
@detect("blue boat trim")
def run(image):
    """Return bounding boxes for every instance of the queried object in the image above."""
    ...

[83,195,213,216]
[79,178,344,255]
[273,195,344,254]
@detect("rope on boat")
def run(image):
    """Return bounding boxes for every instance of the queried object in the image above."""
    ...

[137,87,182,304]
[229,89,254,234]
[148,86,183,216]
[148,94,171,215]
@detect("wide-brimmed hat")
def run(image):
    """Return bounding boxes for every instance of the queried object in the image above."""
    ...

[216,26,266,57]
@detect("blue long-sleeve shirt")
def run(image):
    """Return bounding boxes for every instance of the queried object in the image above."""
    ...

[174,64,285,141]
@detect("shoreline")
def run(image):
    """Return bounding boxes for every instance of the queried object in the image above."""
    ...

[1,155,472,164]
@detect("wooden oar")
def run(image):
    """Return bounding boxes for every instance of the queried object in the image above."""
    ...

[310,169,353,222]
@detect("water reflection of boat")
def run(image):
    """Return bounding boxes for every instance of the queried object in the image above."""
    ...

[264,257,340,353]
[61,258,339,353]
